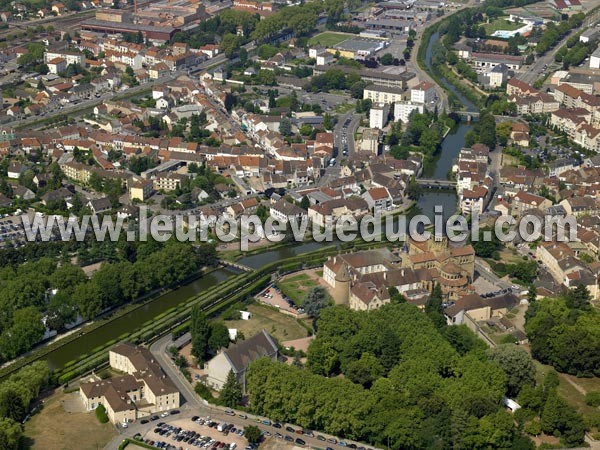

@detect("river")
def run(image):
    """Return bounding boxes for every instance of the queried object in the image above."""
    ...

[37,31,477,373]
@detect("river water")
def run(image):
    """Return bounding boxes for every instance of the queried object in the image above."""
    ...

[37,32,478,373]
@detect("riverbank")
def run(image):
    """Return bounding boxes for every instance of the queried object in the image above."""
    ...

[0,267,219,380]
[416,8,482,113]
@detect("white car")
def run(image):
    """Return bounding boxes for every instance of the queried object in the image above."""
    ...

[160,412,169,418]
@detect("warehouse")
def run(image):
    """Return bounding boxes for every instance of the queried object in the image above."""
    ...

[331,37,389,60]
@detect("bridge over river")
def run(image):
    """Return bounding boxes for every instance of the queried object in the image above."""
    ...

[415,178,456,189]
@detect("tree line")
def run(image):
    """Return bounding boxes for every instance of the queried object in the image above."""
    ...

[0,240,217,363]
[0,361,50,449]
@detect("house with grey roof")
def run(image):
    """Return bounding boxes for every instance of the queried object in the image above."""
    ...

[205,330,278,394]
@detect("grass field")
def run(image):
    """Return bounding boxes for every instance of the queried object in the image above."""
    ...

[535,361,600,420]
[24,391,117,450]
[277,273,319,305]
[308,32,350,47]
[227,303,310,342]
[484,18,524,35]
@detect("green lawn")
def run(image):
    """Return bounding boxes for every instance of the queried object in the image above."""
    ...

[308,32,351,47]
[277,273,319,305]
[484,18,524,35]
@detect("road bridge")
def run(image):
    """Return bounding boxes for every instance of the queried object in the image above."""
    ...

[415,179,456,189]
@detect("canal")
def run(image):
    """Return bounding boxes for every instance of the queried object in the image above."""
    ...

[39,30,477,373]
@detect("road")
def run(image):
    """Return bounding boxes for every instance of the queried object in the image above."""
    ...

[518,11,600,85]
[103,333,379,450]
[474,258,513,291]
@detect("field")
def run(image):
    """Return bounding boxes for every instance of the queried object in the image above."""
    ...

[277,273,319,305]
[23,391,117,450]
[535,361,600,420]
[308,32,350,47]
[226,303,310,342]
[483,18,524,35]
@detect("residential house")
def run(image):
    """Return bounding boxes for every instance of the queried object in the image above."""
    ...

[362,187,392,214]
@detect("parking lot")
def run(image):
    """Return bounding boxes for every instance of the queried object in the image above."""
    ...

[0,215,25,245]
[140,415,249,450]
[255,285,305,317]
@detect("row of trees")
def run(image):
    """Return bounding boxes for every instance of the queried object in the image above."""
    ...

[0,361,50,449]
[0,240,217,362]
[536,14,585,55]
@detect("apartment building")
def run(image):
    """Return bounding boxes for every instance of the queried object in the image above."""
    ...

[363,85,404,104]
[44,50,85,66]
[80,343,180,424]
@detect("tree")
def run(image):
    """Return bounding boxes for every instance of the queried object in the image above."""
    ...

[208,322,230,353]
[300,195,310,210]
[380,53,394,65]
[541,393,585,446]
[244,425,261,443]
[0,417,21,450]
[257,69,276,86]
[191,306,210,362]
[565,284,590,310]
[95,404,109,423]
[224,93,237,113]
[279,117,292,136]
[425,283,445,329]
[350,81,366,99]
[73,281,103,320]
[388,287,405,304]
[0,383,27,422]
[303,287,330,318]
[345,352,384,388]
[527,285,537,304]
[220,370,242,407]
[487,344,536,397]
[220,33,243,57]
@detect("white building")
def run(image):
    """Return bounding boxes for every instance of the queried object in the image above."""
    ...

[363,85,404,104]
[269,199,307,224]
[44,50,85,66]
[410,81,435,104]
[316,52,334,66]
[394,101,424,123]
[590,47,600,70]
[369,103,389,129]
